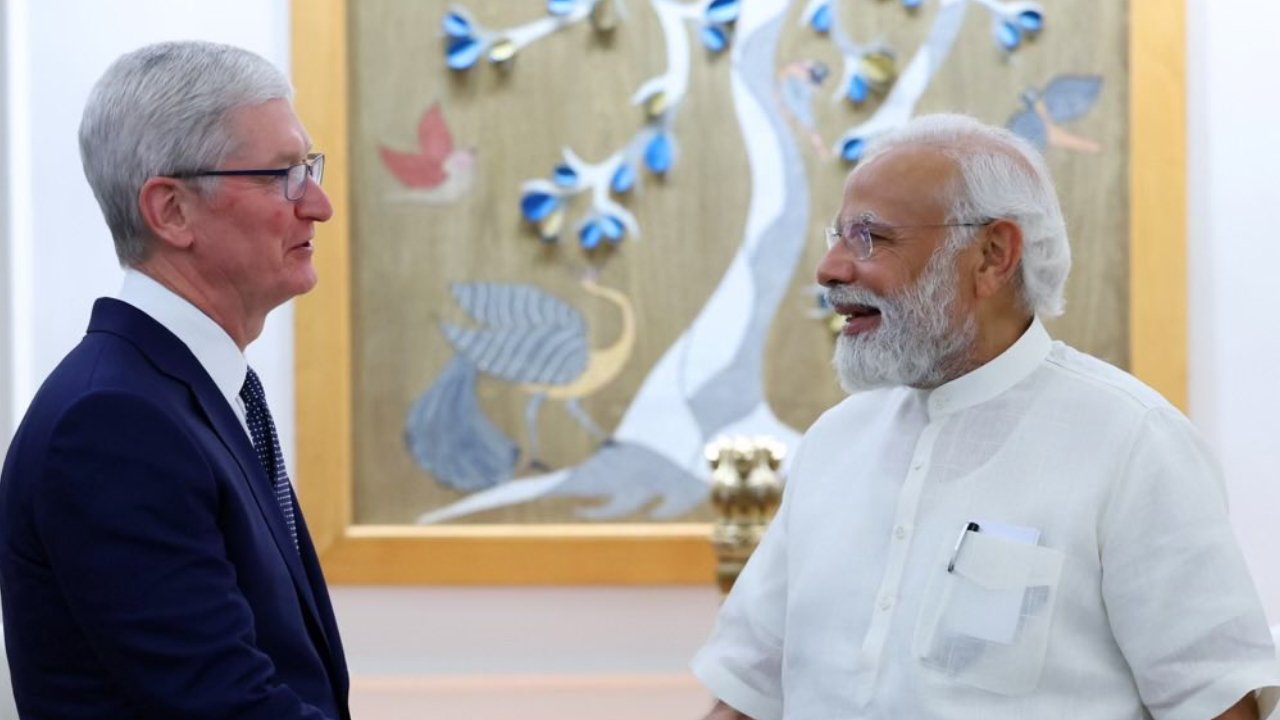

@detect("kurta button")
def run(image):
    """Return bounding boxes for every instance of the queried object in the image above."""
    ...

[894,526,908,539]
[879,597,893,611]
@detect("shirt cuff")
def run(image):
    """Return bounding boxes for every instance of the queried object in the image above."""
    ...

[1161,663,1280,720]
[690,650,783,720]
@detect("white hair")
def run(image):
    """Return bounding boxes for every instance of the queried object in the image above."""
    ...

[78,41,293,266]
[859,113,1072,317]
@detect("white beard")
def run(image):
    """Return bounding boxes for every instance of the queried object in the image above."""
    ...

[829,245,978,392]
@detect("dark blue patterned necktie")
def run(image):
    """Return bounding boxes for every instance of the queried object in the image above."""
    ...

[240,367,298,551]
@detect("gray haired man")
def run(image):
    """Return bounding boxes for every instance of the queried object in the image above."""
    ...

[694,114,1280,720]
[0,41,348,718]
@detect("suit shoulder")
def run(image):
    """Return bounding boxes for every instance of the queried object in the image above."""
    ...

[20,385,197,461]
[31,333,176,412]
[8,336,191,464]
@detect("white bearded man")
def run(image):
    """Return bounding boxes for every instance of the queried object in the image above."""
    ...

[692,114,1280,720]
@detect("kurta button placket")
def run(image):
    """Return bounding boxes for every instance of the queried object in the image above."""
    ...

[854,413,945,691]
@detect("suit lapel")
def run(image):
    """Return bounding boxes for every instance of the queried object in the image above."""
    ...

[87,298,333,656]
[191,371,331,641]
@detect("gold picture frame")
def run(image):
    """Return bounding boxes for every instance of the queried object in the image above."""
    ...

[291,0,1186,584]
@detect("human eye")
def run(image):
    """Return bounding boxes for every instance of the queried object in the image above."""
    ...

[864,224,897,244]
[252,173,287,189]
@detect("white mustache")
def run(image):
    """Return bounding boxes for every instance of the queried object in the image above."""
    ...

[826,284,890,315]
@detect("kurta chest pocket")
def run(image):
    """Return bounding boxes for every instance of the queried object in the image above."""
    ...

[913,528,1065,695]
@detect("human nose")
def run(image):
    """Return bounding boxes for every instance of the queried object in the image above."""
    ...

[296,175,333,222]
[816,235,861,287]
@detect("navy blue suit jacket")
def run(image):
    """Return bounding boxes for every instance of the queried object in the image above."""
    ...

[0,299,350,719]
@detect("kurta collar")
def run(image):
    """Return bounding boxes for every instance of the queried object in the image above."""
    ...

[926,316,1051,418]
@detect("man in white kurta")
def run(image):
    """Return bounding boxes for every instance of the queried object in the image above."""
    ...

[692,115,1280,720]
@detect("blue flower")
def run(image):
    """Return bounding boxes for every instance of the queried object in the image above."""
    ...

[611,163,636,194]
[579,221,604,249]
[553,164,579,188]
[847,74,869,104]
[442,11,472,38]
[520,191,560,222]
[600,215,626,243]
[701,25,729,53]
[706,0,740,25]
[810,3,832,33]
[1017,9,1043,32]
[644,133,673,175]
[840,137,866,163]
[996,20,1021,51]
[446,36,483,70]
[548,0,576,17]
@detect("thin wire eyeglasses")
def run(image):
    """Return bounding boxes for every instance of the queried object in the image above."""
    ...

[824,212,993,261]
[166,152,325,201]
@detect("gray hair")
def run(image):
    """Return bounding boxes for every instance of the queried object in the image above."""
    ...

[79,41,293,266]
[860,113,1072,317]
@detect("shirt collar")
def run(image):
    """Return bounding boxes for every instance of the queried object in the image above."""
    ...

[926,316,1051,418]
[118,268,248,409]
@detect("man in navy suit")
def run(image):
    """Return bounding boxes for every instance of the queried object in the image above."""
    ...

[0,41,350,718]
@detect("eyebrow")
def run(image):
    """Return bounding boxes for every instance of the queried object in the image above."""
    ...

[268,142,314,166]
[833,211,886,228]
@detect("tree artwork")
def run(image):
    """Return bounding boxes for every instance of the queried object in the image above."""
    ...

[346,0,1121,525]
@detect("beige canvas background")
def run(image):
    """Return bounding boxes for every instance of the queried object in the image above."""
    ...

[346,0,1128,525]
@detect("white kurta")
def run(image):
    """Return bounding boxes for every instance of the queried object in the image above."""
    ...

[693,319,1280,720]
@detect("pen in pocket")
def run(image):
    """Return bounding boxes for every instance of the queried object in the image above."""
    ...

[947,521,981,573]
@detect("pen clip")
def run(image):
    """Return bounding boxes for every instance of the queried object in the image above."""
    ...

[947,521,981,573]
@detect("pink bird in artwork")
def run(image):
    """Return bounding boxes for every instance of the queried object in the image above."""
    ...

[379,103,475,203]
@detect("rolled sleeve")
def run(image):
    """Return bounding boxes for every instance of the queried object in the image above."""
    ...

[691,477,794,720]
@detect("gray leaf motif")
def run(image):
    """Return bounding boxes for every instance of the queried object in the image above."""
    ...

[1042,75,1103,123]
[442,282,588,386]
[1007,108,1047,151]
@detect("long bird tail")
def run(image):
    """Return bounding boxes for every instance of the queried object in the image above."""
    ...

[405,356,518,492]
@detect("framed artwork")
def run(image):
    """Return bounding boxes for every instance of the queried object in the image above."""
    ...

[292,0,1185,584]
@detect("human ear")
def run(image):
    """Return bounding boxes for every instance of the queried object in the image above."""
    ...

[137,177,196,250]
[973,219,1023,300]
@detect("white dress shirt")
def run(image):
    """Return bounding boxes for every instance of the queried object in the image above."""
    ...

[693,318,1280,720]
[117,269,251,436]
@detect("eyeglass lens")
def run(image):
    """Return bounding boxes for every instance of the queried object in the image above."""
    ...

[286,155,325,200]
[826,223,872,260]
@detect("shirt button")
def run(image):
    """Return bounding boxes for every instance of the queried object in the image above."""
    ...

[894,526,908,539]
[878,596,893,611]
[912,462,923,471]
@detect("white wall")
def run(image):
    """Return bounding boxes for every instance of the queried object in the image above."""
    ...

[0,0,12,448]
[1185,0,1280,621]
[0,0,1276,717]
[0,4,10,713]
